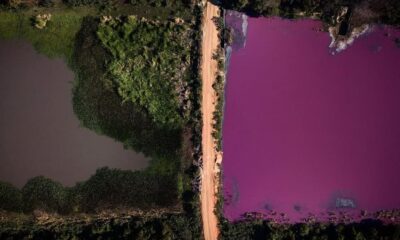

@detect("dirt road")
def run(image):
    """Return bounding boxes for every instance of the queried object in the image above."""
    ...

[200,2,220,240]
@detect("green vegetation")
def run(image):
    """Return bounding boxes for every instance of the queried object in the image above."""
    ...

[0,182,22,212]
[0,0,52,8]
[63,0,198,8]
[97,16,192,126]
[33,13,52,29]
[1,0,400,238]
[212,55,225,152]
[219,0,400,27]
[62,0,110,6]
[0,0,204,237]
[0,9,85,62]
[220,218,400,240]
[59,0,197,20]
[75,167,178,212]
[211,13,228,152]
[71,17,182,174]
[0,213,202,239]
[0,0,196,61]
[71,10,203,200]
[22,176,68,213]
[0,168,178,214]
[0,4,191,210]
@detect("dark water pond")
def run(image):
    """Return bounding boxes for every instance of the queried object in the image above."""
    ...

[0,40,148,187]
[223,16,400,222]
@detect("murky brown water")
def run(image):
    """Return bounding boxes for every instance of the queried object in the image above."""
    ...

[0,40,149,187]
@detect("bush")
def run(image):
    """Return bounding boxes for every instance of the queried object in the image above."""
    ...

[128,0,198,8]
[0,181,22,212]
[97,16,192,127]
[1,168,179,214]
[21,176,68,213]
[72,17,182,165]
[0,0,44,8]
[74,167,178,212]
[0,10,85,62]
[218,0,400,26]
[220,218,400,240]
[38,0,53,7]
[0,1,203,226]
[62,0,110,6]
[0,213,202,239]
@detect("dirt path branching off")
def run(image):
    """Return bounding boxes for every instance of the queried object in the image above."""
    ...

[200,2,220,240]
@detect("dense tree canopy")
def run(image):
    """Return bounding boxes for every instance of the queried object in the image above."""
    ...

[0,168,179,214]
[220,218,400,240]
[97,16,192,127]
[219,0,400,26]
[75,167,178,212]
[72,17,184,175]
[0,213,202,240]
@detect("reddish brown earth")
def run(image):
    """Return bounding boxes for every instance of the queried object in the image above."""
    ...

[200,2,220,240]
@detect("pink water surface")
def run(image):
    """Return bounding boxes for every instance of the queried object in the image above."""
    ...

[223,18,400,222]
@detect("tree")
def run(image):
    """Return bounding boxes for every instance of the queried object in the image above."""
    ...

[4,0,22,8]
[22,176,67,212]
[234,0,249,10]
[0,181,22,212]
[39,0,53,6]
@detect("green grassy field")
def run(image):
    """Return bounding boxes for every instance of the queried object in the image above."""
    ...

[0,9,84,61]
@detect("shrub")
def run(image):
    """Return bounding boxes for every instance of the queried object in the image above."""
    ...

[220,219,400,240]
[74,167,178,212]
[1,168,178,214]
[218,0,400,25]
[72,17,182,164]
[1,0,40,8]
[97,16,192,127]
[0,181,22,212]
[62,0,102,6]
[38,0,53,7]
[22,176,67,213]
[0,213,202,239]
[33,14,52,29]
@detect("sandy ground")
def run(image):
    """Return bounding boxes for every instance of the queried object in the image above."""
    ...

[200,2,220,240]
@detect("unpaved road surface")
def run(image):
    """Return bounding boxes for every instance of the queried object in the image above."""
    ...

[200,2,220,240]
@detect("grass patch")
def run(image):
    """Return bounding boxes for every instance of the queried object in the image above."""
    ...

[0,9,88,62]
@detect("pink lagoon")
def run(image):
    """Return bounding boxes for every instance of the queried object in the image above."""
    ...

[222,16,400,222]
